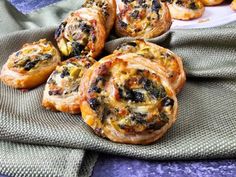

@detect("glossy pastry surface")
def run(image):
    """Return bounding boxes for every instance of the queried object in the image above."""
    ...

[82,0,117,36]
[201,0,224,6]
[167,0,205,20]
[55,8,106,58]
[114,40,186,94]
[115,0,172,38]
[0,39,60,89]
[231,0,236,10]
[42,56,95,114]
[80,53,178,144]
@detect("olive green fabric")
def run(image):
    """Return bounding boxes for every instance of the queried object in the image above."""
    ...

[0,0,236,176]
[0,141,98,177]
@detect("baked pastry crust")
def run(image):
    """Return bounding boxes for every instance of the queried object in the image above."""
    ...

[55,8,106,58]
[80,53,178,144]
[201,0,224,6]
[115,0,172,38]
[167,0,205,20]
[231,0,236,10]
[82,0,117,37]
[0,39,61,89]
[42,56,95,114]
[114,40,186,94]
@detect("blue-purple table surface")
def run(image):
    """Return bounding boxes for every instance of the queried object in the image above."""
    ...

[2,1,236,177]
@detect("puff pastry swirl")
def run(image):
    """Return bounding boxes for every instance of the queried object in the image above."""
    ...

[167,0,205,20]
[80,53,178,144]
[115,0,172,38]
[42,56,96,114]
[0,39,60,89]
[55,8,106,58]
[114,40,186,94]
[82,0,117,36]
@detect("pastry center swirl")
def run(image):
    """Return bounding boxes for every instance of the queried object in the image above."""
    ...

[87,59,174,133]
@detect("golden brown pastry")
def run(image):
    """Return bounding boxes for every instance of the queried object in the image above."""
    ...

[80,53,178,144]
[55,8,106,58]
[167,0,205,20]
[115,0,172,38]
[231,0,236,10]
[114,40,186,94]
[0,39,60,89]
[82,0,117,36]
[201,0,224,6]
[42,56,96,114]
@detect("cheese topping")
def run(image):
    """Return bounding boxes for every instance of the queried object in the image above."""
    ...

[47,57,95,97]
[85,58,176,134]
[55,11,98,57]
[167,0,203,10]
[7,39,56,73]
[115,40,181,87]
[118,0,166,35]
[82,0,109,17]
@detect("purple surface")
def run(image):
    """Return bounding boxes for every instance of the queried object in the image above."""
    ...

[6,0,236,177]
[93,154,236,177]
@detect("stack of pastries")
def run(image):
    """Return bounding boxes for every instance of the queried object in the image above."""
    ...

[0,0,188,145]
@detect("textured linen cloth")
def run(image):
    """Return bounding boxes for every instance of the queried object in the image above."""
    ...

[0,0,236,176]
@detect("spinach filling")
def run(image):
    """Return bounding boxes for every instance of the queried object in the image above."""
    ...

[88,98,100,111]
[130,10,139,18]
[139,77,166,99]
[19,54,53,71]
[23,59,40,71]
[55,22,67,39]
[122,0,135,4]
[60,68,70,78]
[119,20,128,28]
[118,87,145,103]
[161,97,174,107]
[151,0,161,12]
[71,42,86,56]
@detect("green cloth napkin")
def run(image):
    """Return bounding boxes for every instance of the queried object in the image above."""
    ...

[0,0,236,176]
[0,141,98,177]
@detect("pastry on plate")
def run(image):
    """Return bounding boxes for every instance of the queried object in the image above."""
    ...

[42,56,96,114]
[82,0,117,36]
[231,0,236,10]
[114,40,186,94]
[201,0,224,6]
[0,39,60,89]
[115,0,172,38]
[167,0,205,20]
[55,8,106,58]
[79,53,178,144]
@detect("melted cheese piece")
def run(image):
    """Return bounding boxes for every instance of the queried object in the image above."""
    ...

[80,53,178,144]
[114,40,186,94]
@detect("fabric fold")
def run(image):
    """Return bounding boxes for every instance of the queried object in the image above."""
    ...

[0,140,98,177]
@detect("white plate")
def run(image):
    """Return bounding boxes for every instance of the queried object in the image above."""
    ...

[116,0,236,29]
